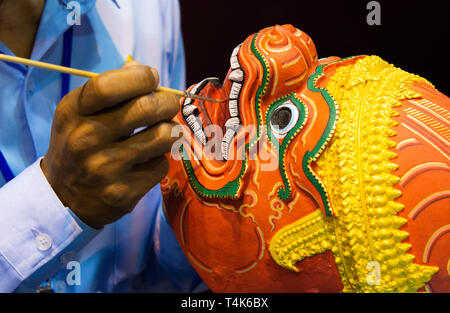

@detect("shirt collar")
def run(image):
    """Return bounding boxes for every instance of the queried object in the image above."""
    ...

[58,0,97,15]
[30,0,97,62]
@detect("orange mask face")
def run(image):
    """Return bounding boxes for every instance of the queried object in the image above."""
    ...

[162,25,450,293]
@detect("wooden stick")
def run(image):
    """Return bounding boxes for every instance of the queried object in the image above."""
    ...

[0,54,97,78]
[0,53,219,102]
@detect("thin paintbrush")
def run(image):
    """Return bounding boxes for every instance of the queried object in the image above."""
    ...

[0,53,221,103]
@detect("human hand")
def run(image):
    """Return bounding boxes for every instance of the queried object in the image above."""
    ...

[41,61,181,228]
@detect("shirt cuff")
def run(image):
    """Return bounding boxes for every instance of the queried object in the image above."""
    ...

[0,158,100,292]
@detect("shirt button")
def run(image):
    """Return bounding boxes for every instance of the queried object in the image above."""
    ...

[35,233,52,251]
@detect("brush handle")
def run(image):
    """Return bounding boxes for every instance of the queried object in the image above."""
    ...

[0,53,97,78]
[0,53,202,100]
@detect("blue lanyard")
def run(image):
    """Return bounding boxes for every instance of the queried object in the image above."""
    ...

[0,152,14,182]
[61,27,73,100]
[0,27,73,183]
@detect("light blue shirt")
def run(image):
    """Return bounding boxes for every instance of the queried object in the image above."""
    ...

[0,0,205,293]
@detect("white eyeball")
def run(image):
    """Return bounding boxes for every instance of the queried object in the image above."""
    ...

[269,100,299,139]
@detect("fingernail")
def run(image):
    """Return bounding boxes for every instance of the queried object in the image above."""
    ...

[151,67,160,86]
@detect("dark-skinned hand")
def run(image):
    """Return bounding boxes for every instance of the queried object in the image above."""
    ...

[41,61,181,229]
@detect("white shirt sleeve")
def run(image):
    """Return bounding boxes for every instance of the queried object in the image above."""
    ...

[0,158,100,292]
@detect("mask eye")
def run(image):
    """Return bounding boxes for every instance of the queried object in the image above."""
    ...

[269,100,299,138]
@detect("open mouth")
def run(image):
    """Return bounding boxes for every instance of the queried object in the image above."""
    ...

[181,44,245,160]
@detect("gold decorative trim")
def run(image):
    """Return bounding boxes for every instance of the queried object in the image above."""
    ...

[269,210,332,272]
[269,56,438,292]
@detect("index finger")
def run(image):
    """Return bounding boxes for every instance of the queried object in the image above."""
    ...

[74,63,160,116]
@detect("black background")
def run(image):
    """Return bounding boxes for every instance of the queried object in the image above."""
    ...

[180,0,449,95]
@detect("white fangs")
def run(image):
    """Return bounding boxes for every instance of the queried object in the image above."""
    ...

[182,104,198,116]
[221,128,236,159]
[222,44,245,160]
[181,44,246,160]
[230,57,240,70]
[230,45,241,70]
[182,78,218,146]
[194,129,206,146]
[186,115,201,132]
[229,99,239,117]
[229,82,242,100]
[225,117,241,130]
[185,115,206,145]
[229,68,244,82]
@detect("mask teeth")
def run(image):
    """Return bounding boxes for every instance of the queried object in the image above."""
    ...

[225,117,241,131]
[182,104,198,117]
[229,99,239,117]
[229,68,244,82]
[185,115,207,145]
[183,96,193,106]
[229,82,242,99]
[221,43,246,160]
[182,77,220,146]
[194,129,206,146]
[186,115,201,132]
[221,128,236,160]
